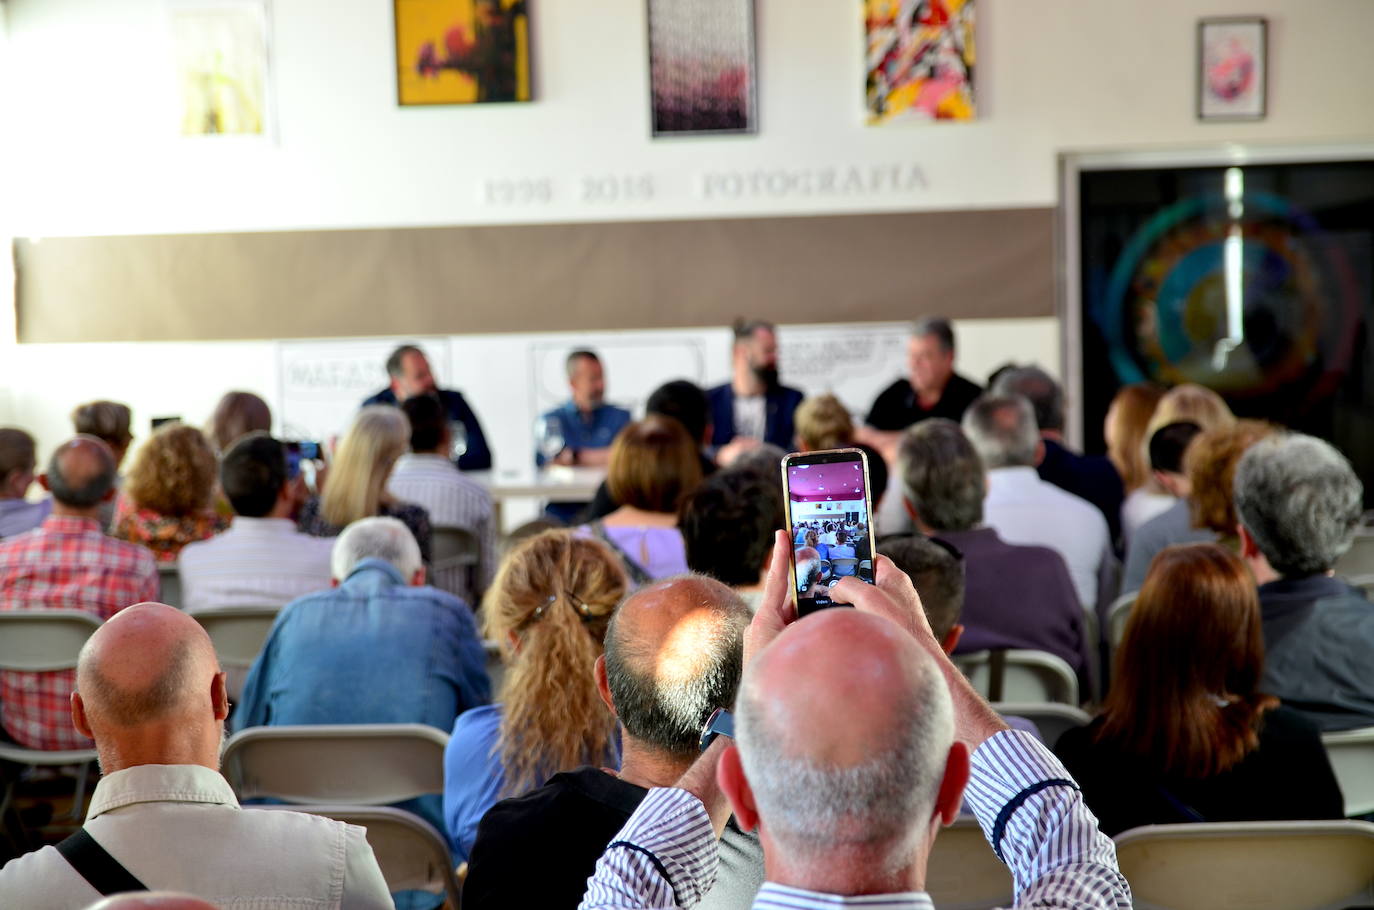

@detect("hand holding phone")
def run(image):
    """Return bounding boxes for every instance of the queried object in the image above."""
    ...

[781,448,878,617]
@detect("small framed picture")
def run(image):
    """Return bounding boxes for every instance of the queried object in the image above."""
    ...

[1197,17,1267,121]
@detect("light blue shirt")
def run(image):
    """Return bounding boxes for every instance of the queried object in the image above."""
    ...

[536,401,632,466]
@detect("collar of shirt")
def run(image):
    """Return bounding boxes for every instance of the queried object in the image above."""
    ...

[1258,573,1351,605]
[341,557,408,589]
[395,452,456,470]
[986,466,1041,496]
[754,883,934,908]
[88,764,239,820]
[39,514,103,535]
[222,516,300,536]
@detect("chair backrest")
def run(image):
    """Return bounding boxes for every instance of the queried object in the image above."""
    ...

[431,525,479,572]
[1114,820,1374,910]
[191,607,281,670]
[1107,592,1135,650]
[158,562,182,608]
[222,724,449,805]
[504,518,562,550]
[990,702,1092,748]
[925,815,1013,910]
[0,611,103,671]
[1322,726,1374,817]
[257,804,461,907]
[1335,532,1374,580]
[953,650,1079,705]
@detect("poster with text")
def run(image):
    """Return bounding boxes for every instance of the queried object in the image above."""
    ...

[395,0,531,105]
[172,0,271,136]
[865,0,975,124]
[648,0,756,136]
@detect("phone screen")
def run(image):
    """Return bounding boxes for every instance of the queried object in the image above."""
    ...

[782,448,877,617]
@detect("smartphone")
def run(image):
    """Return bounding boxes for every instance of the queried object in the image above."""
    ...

[782,447,877,617]
[284,441,324,489]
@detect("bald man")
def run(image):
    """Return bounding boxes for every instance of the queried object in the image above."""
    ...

[464,575,761,910]
[0,436,158,751]
[0,603,392,909]
[580,532,1131,909]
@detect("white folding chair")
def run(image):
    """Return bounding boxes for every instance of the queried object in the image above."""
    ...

[1114,820,1374,910]
[431,524,481,601]
[221,724,448,805]
[926,815,1013,910]
[1334,532,1374,581]
[953,650,1079,706]
[258,804,461,908]
[990,702,1092,748]
[0,611,102,821]
[1107,592,1135,653]
[828,556,859,577]
[1322,726,1374,817]
[157,562,182,608]
[190,606,282,701]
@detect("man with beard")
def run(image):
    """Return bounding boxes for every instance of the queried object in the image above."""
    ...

[537,350,631,469]
[707,319,804,459]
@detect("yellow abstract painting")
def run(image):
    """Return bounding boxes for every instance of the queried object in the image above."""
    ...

[865,0,975,124]
[172,1,269,136]
[394,0,531,105]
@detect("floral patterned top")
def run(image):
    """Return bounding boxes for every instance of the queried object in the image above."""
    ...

[295,497,433,565]
[111,495,231,563]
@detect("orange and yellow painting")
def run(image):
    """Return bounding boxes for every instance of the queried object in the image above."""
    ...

[865,0,975,124]
[394,0,531,106]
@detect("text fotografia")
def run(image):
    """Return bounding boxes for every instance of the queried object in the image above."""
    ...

[698,164,928,199]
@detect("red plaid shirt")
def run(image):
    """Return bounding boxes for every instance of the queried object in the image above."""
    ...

[0,515,159,750]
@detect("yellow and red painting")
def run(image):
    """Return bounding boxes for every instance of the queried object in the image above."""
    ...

[394,0,531,105]
[865,0,975,124]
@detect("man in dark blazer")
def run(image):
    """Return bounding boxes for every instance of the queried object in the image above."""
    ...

[707,319,804,457]
[361,344,493,471]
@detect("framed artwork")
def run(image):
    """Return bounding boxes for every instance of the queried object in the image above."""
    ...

[394,0,531,106]
[171,0,272,137]
[647,0,757,137]
[1197,17,1267,121]
[865,0,975,124]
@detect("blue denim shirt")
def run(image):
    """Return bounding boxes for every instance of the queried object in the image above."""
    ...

[232,558,492,842]
[535,401,632,467]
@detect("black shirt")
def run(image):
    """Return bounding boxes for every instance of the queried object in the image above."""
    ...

[1055,707,1343,837]
[864,373,983,431]
[463,766,764,909]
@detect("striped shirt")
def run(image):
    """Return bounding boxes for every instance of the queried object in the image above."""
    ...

[580,731,1131,909]
[177,517,335,612]
[388,454,497,603]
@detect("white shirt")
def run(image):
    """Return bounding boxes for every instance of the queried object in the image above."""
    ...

[983,467,1110,608]
[0,763,392,910]
[733,395,767,440]
[178,517,335,612]
[388,453,497,604]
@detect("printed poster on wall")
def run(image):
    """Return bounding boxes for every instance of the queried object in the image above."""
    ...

[394,0,532,105]
[647,0,757,136]
[865,0,975,124]
[171,0,272,137]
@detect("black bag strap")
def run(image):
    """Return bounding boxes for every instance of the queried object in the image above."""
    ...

[987,649,1007,703]
[589,521,653,586]
[55,828,149,897]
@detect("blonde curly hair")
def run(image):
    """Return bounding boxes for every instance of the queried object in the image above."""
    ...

[482,530,628,797]
[124,423,218,517]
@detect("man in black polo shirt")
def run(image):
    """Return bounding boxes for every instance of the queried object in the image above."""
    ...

[461,575,760,909]
[862,317,982,450]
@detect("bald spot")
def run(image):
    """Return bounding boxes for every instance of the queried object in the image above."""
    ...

[612,575,740,683]
[748,610,927,768]
[78,603,220,727]
[795,547,820,562]
[52,435,116,491]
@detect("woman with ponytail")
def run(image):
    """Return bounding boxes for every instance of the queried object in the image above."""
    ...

[442,530,628,861]
[1055,542,1343,834]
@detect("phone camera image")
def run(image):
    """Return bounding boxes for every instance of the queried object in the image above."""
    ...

[784,452,876,617]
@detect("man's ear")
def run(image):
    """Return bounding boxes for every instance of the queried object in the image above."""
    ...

[594,654,617,717]
[38,473,52,493]
[1033,440,1046,468]
[101,485,117,503]
[72,691,93,740]
[1238,523,1260,559]
[211,671,230,722]
[940,623,964,656]
[903,498,917,521]
[934,740,971,826]
[411,567,426,587]
[717,743,759,833]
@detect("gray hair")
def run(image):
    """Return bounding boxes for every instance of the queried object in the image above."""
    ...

[897,419,984,532]
[962,395,1039,469]
[331,516,423,581]
[912,317,955,353]
[565,349,600,379]
[796,557,825,592]
[990,366,1064,433]
[1234,434,1364,577]
[736,649,953,861]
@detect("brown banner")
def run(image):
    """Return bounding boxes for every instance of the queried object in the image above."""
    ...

[14,208,1053,343]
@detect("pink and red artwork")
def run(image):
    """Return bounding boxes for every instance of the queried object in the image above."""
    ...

[1198,18,1266,121]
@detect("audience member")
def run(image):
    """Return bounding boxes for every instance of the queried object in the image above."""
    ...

[1186,419,1276,546]
[827,530,857,576]
[877,535,966,654]
[362,344,492,471]
[793,394,853,452]
[1121,421,1212,593]
[1056,543,1343,834]
[579,417,700,583]
[1145,382,1235,442]
[680,468,785,610]
[720,442,787,488]
[897,419,1089,687]
[1103,384,1165,537]
[0,428,50,539]
[178,433,333,612]
[444,531,626,861]
[992,366,1125,544]
[1235,434,1374,731]
[1120,413,1193,542]
[0,603,391,907]
[708,319,804,458]
[963,395,1110,610]
[234,517,489,839]
[71,401,135,531]
[538,350,632,468]
[463,575,760,910]
[0,437,158,751]
[390,394,497,604]
[579,549,1130,908]
[862,317,982,445]
[112,423,228,563]
[297,405,433,562]
[206,391,272,454]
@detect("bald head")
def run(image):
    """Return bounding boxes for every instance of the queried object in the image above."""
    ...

[86,894,221,910]
[603,575,751,761]
[736,609,953,855]
[46,435,117,509]
[75,604,225,769]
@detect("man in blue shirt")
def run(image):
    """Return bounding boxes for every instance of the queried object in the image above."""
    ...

[362,344,493,471]
[536,349,632,468]
[232,516,491,840]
